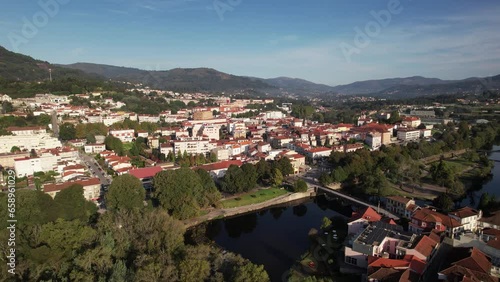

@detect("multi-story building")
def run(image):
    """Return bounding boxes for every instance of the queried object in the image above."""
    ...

[386,196,417,218]
[402,116,421,128]
[7,126,47,135]
[0,134,62,154]
[43,178,101,202]
[448,207,482,232]
[409,208,462,238]
[193,111,213,120]
[397,128,420,141]
[366,132,382,150]
[109,129,135,142]
[174,137,211,155]
[84,143,106,154]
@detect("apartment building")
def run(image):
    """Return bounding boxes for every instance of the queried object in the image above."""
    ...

[109,129,135,142]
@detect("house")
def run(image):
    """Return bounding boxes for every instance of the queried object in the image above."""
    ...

[402,117,421,128]
[438,247,497,282]
[109,129,135,142]
[480,211,500,230]
[84,143,106,154]
[344,143,365,153]
[448,207,482,232]
[348,206,382,235]
[128,166,163,189]
[344,222,414,268]
[386,196,417,218]
[304,147,331,159]
[43,178,101,202]
[409,208,462,238]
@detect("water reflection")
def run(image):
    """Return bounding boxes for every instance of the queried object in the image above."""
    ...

[292,204,308,217]
[224,213,258,238]
[190,196,352,282]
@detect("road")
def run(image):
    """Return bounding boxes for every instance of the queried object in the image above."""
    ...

[79,153,112,185]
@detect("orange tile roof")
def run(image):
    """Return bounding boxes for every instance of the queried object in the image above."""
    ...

[413,235,438,258]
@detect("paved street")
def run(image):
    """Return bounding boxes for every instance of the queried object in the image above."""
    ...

[79,153,112,185]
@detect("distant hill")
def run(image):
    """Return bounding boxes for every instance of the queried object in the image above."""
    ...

[61,63,273,92]
[330,76,451,95]
[0,46,99,82]
[371,75,500,98]
[248,76,336,93]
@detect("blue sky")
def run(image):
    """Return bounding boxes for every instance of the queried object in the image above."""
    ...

[1,0,499,85]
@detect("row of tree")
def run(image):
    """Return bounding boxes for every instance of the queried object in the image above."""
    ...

[0,179,269,281]
[320,121,500,199]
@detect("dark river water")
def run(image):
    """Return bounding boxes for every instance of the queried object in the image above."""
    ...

[189,146,500,281]
[461,145,500,207]
[189,197,353,282]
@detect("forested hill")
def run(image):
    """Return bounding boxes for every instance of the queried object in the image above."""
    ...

[62,63,274,92]
[0,46,125,98]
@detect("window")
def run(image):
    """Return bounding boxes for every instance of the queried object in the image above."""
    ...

[346,257,358,265]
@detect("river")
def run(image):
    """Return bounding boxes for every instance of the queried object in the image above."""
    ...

[461,145,500,207]
[188,196,353,282]
[188,147,500,281]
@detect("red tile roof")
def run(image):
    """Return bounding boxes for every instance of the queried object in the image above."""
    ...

[453,248,492,274]
[368,257,410,268]
[128,166,163,179]
[449,207,480,219]
[43,178,100,193]
[350,207,382,222]
[413,235,438,258]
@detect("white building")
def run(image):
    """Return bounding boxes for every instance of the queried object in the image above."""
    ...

[201,124,220,140]
[0,134,62,154]
[264,111,285,119]
[397,128,420,141]
[7,126,46,136]
[110,129,135,142]
[84,143,106,154]
[366,133,382,150]
[448,207,482,232]
[174,137,212,155]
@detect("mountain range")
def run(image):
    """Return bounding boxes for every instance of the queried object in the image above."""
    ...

[1,45,499,98]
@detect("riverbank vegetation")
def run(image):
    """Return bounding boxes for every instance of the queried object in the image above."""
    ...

[0,183,269,281]
[320,121,500,202]
[221,188,288,208]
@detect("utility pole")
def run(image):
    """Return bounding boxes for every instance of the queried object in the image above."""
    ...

[49,68,52,82]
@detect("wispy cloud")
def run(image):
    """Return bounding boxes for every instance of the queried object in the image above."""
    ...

[108,9,129,15]
[269,35,299,45]
[70,47,86,57]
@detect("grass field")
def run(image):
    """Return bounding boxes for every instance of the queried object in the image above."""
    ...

[442,159,475,172]
[221,188,288,208]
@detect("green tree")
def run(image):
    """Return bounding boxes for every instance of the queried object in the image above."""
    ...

[293,179,308,192]
[319,173,333,186]
[10,146,20,153]
[86,133,96,144]
[195,169,221,207]
[241,163,258,191]
[54,184,97,222]
[255,159,271,183]
[106,174,145,211]
[220,165,246,194]
[59,122,76,140]
[270,168,283,186]
[276,157,294,176]
[232,263,269,282]
[332,167,348,183]
[153,168,206,219]
[433,193,454,213]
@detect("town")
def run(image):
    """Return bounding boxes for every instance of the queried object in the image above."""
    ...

[1,84,500,281]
